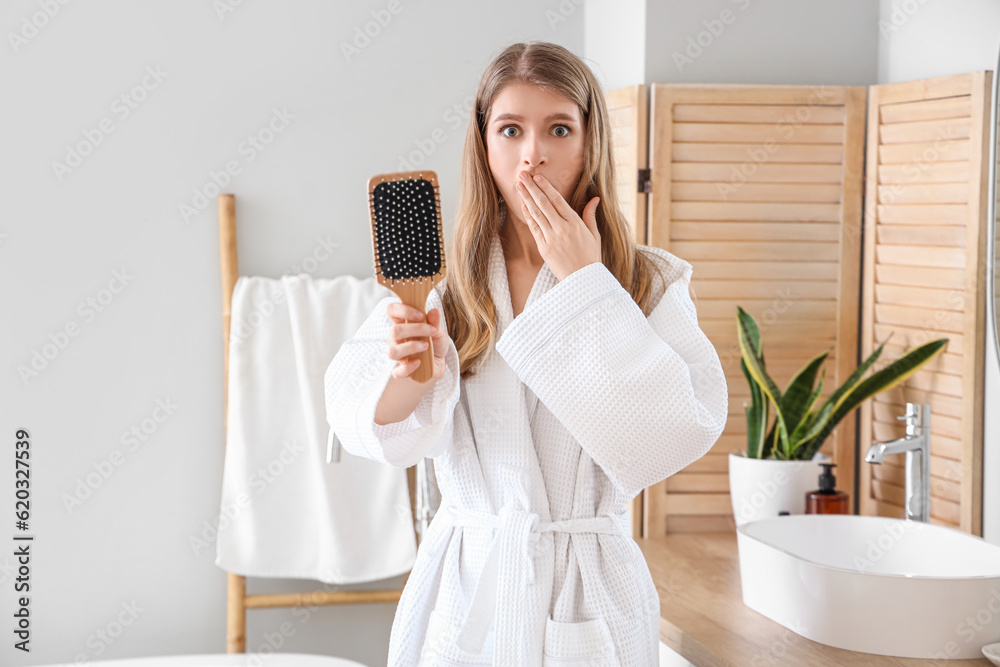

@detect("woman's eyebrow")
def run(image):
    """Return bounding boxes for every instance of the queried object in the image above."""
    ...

[492,112,577,124]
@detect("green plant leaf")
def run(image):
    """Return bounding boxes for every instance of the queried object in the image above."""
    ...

[816,334,892,423]
[737,306,763,361]
[788,368,826,444]
[741,357,767,459]
[799,337,949,460]
[795,399,835,448]
[780,350,830,437]
[737,308,789,457]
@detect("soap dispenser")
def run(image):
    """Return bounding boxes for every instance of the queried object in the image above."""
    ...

[805,463,849,514]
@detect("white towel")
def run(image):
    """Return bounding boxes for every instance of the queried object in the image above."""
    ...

[214,273,418,584]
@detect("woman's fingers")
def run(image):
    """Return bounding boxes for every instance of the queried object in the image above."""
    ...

[517,174,560,227]
[391,321,435,341]
[427,309,445,339]
[389,339,429,360]
[386,304,446,381]
[517,180,550,239]
[387,303,427,322]
[526,174,576,221]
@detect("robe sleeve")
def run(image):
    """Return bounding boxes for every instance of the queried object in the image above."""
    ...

[495,258,728,498]
[323,284,461,468]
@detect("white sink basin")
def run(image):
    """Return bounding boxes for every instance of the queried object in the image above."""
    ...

[736,514,1000,660]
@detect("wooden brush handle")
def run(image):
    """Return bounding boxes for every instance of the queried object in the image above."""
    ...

[393,280,435,384]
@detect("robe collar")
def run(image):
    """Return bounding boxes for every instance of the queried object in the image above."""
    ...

[462,232,555,521]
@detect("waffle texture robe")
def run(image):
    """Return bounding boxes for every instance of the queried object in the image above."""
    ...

[324,234,728,666]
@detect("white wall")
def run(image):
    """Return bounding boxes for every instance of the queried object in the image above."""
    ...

[0,2,582,665]
[583,0,647,91]
[877,0,1000,545]
[878,0,1000,84]
[644,0,878,85]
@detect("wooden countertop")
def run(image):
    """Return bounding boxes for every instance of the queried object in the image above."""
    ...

[636,531,993,666]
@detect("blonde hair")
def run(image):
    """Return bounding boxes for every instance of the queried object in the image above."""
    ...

[443,41,666,380]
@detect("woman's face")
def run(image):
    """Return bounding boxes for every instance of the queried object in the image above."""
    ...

[485,82,586,226]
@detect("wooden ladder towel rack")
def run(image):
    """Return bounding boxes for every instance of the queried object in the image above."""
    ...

[217,193,424,652]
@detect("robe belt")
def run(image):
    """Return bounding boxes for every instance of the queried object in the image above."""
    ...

[443,503,628,664]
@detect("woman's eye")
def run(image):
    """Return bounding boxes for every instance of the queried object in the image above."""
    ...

[498,125,572,138]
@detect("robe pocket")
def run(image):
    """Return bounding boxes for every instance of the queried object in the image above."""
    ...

[420,607,495,666]
[542,614,621,666]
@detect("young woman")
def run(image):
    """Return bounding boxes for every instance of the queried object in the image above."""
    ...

[325,41,728,667]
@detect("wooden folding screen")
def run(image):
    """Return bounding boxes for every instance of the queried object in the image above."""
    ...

[859,72,992,535]
[623,84,868,537]
[647,84,865,534]
[607,72,992,538]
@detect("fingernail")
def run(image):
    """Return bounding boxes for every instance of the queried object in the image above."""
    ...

[532,175,542,183]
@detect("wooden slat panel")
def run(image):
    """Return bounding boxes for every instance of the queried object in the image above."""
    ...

[879,117,971,144]
[877,203,967,223]
[879,138,969,164]
[673,103,845,124]
[878,160,970,184]
[664,493,733,515]
[672,183,842,203]
[872,323,965,357]
[673,162,843,183]
[673,143,843,163]
[876,224,967,246]
[605,84,648,244]
[682,454,730,473]
[879,95,972,123]
[605,84,648,539]
[872,368,963,404]
[874,264,965,288]
[873,283,962,311]
[695,280,840,300]
[672,241,841,262]
[703,317,839,341]
[647,83,866,536]
[664,515,736,533]
[672,202,842,222]
[876,73,979,103]
[697,298,837,320]
[689,260,841,280]
[873,303,965,333]
[672,222,841,241]
[674,122,844,144]
[859,72,990,536]
[875,245,966,268]
[665,474,731,493]
[876,183,970,204]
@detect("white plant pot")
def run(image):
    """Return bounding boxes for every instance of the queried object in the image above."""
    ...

[728,450,832,526]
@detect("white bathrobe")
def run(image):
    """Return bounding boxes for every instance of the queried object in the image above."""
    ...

[324,234,728,666]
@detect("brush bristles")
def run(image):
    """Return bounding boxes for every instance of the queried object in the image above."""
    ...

[370,174,445,282]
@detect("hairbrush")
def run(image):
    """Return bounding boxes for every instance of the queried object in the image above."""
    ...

[367,170,447,384]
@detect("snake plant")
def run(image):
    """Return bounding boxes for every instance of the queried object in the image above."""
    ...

[737,306,948,461]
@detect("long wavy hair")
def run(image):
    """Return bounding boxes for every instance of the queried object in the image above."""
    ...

[442,41,666,380]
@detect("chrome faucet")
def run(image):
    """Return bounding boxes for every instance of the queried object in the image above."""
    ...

[864,402,930,522]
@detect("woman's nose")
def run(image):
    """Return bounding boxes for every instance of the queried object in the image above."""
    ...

[522,137,546,167]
